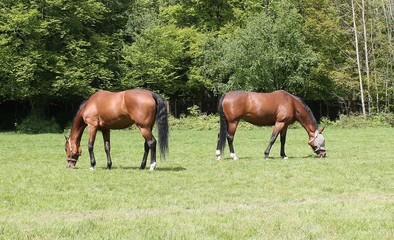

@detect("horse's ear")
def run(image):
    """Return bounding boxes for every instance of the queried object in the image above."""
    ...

[319,127,325,134]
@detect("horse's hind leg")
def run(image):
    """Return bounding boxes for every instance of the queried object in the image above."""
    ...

[140,140,149,169]
[215,133,221,160]
[264,122,284,159]
[227,121,239,160]
[280,127,288,159]
[102,130,112,169]
[139,127,157,170]
[148,137,157,170]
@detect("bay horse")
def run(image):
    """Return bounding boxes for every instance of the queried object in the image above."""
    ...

[65,89,169,170]
[216,90,326,160]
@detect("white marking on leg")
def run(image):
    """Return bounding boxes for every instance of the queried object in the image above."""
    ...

[230,153,238,160]
[283,156,288,160]
[149,162,157,171]
[90,167,95,171]
[216,150,221,160]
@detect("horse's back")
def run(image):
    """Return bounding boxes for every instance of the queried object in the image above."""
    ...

[123,89,156,117]
[82,89,156,129]
[222,90,296,125]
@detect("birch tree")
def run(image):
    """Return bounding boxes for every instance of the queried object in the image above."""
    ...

[351,0,367,115]
[361,0,372,112]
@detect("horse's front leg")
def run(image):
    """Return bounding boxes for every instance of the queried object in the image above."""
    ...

[88,126,98,170]
[102,130,112,169]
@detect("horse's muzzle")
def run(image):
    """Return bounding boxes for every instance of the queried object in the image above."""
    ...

[316,150,326,158]
[66,160,77,168]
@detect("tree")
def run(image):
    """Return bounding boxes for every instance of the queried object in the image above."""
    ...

[121,24,208,103]
[203,0,319,98]
[351,0,367,115]
[0,0,132,115]
[330,0,394,113]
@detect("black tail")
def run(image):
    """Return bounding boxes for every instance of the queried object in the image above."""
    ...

[217,95,228,155]
[152,93,169,159]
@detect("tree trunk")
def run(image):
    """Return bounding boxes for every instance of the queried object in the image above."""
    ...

[351,0,366,115]
[370,17,379,112]
[382,0,393,110]
[361,0,371,113]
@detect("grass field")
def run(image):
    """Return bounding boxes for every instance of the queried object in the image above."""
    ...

[0,126,393,239]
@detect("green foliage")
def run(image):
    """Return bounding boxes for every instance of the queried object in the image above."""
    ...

[203,0,318,97]
[0,0,393,120]
[169,113,394,132]
[320,113,394,128]
[16,114,61,134]
[168,114,296,131]
[0,0,132,108]
[121,24,208,101]
[186,104,200,117]
[168,115,220,130]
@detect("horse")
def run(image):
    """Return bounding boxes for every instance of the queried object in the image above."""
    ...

[65,89,169,170]
[215,90,326,160]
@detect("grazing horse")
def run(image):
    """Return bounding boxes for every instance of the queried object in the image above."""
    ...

[65,89,169,170]
[216,90,326,160]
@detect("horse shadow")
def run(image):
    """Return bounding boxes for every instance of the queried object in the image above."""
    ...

[221,153,322,161]
[109,166,187,172]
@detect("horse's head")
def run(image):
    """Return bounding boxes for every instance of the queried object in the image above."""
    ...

[309,128,326,158]
[64,136,82,168]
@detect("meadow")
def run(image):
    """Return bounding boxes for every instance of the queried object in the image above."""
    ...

[0,124,393,239]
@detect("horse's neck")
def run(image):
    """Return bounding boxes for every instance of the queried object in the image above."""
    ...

[70,113,86,146]
[294,101,317,138]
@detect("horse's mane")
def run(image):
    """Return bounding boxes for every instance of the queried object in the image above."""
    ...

[78,100,87,110]
[293,95,318,129]
[73,100,87,120]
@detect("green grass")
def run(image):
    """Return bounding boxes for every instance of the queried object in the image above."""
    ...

[0,126,393,239]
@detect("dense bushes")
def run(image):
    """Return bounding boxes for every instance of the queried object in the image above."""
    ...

[17,112,394,134]
[168,113,394,131]
[320,114,394,128]
[186,113,394,130]
[16,114,61,134]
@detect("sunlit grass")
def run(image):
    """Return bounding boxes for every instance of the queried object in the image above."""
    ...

[0,126,393,239]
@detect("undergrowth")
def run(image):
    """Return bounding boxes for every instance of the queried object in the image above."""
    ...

[29,111,394,134]
[168,113,394,131]
[16,114,62,134]
[320,113,394,128]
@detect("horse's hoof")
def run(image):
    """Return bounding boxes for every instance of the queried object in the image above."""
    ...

[230,153,238,160]
[90,167,95,171]
[149,162,157,171]
[216,150,221,160]
[283,156,288,160]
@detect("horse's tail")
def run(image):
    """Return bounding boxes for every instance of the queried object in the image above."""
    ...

[152,93,169,159]
[217,94,228,155]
